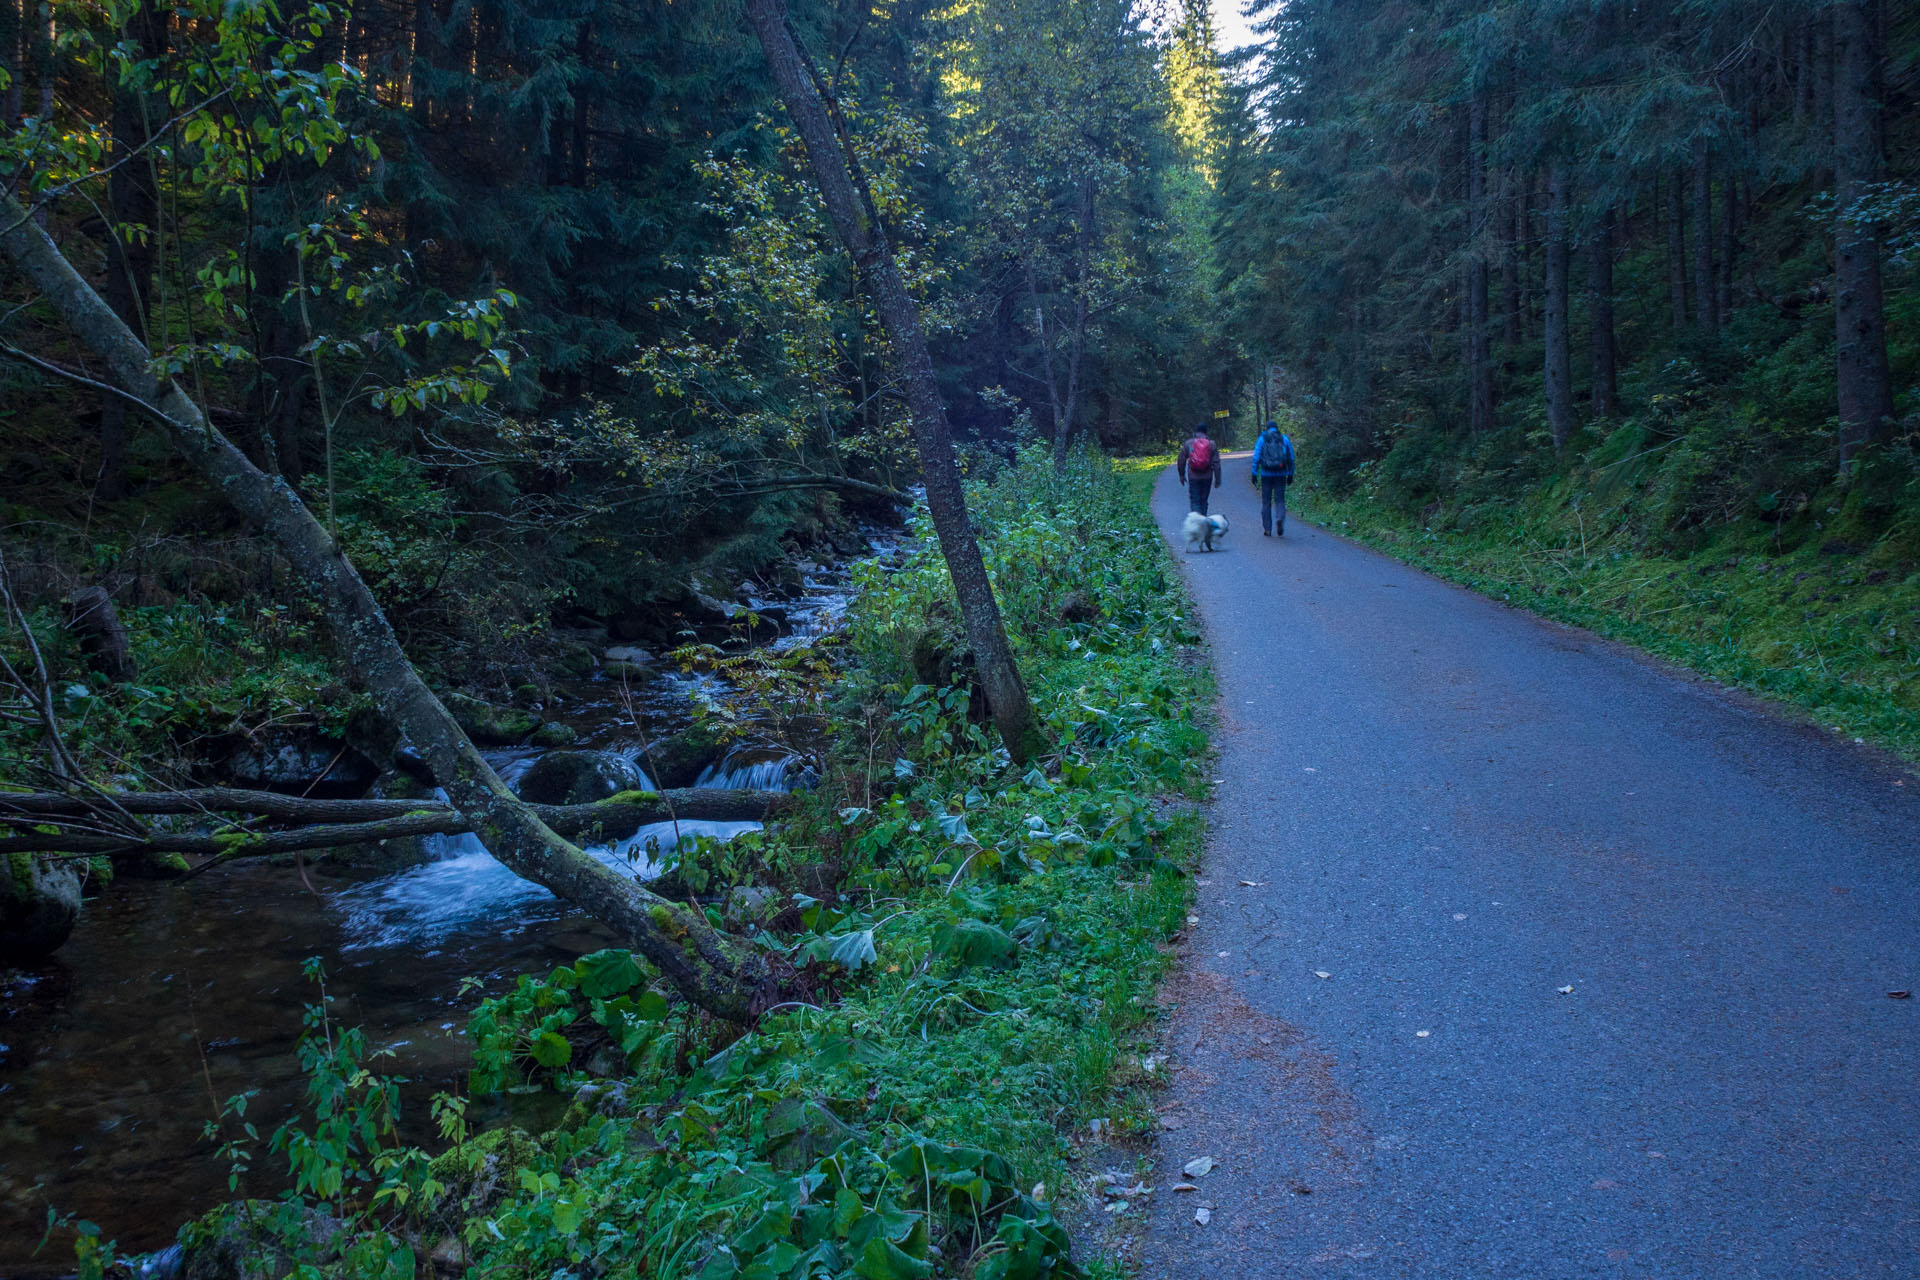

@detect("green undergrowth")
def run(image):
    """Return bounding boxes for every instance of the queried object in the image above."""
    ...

[94,450,1210,1280]
[1298,443,1920,763]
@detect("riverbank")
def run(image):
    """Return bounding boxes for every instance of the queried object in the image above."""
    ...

[26,451,1212,1279]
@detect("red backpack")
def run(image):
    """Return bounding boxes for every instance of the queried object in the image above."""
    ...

[1188,436,1214,471]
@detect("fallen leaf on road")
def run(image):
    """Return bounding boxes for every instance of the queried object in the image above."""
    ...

[1453,913,1467,921]
[1159,1115,1186,1130]
[1416,1030,1430,1038]
[1182,1157,1215,1177]
[1172,1182,1199,1193]
[1194,1207,1212,1226]
[1890,990,1912,999]
[1556,985,1575,994]
[1303,767,1317,773]
[1105,1201,1128,1213]
[1240,880,1267,887]
[1186,915,1199,925]
[1314,970,1332,979]
[1195,879,1212,887]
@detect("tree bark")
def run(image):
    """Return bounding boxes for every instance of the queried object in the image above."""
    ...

[1718,174,1736,323]
[743,0,1044,763]
[1662,169,1688,331]
[1833,0,1894,468]
[1588,207,1616,419]
[97,4,167,499]
[1055,181,1093,470]
[1,0,20,125]
[65,586,137,683]
[1500,167,1521,349]
[1543,163,1574,452]
[0,191,781,1023]
[1466,94,1494,433]
[1691,139,1717,331]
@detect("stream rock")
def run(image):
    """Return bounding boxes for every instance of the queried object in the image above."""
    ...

[516,750,652,806]
[645,722,726,789]
[178,1201,342,1280]
[444,692,540,745]
[217,729,378,798]
[0,853,83,961]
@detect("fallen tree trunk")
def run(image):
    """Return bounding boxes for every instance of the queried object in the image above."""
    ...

[0,787,791,860]
[0,785,789,826]
[0,191,784,1022]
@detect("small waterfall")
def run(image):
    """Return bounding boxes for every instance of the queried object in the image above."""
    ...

[335,749,757,950]
[695,747,800,792]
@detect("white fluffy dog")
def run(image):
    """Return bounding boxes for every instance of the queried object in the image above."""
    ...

[1182,511,1229,552]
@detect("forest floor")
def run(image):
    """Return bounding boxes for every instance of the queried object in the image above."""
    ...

[1138,457,1920,1277]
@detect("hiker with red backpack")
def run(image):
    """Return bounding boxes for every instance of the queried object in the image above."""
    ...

[1177,424,1222,514]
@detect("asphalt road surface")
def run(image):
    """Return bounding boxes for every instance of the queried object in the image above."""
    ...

[1139,458,1920,1279]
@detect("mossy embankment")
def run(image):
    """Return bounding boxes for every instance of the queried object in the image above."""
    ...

[1293,426,1920,762]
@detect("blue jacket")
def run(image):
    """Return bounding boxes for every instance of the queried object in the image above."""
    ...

[1252,429,1295,480]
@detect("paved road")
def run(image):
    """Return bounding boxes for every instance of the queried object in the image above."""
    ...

[1139,459,1920,1279]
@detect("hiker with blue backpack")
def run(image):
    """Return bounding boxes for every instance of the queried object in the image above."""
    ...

[1176,424,1222,514]
[1250,420,1295,536]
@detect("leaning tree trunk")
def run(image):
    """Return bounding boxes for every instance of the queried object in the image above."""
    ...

[1832,0,1893,470]
[1543,163,1574,452]
[0,191,780,1023]
[743,0,1045,763]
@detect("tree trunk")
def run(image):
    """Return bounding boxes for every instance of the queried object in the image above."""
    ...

[1665,168,1688,331]
[1466,94,1494,433]
[1055,181,1093,470]
[1,0,20,124]
[743,0,1044,763]
[1833,0,1893,468]
[1812,10,1834,184]
[1718,173,1736,324]
[1588,207,1616,419]
[1501,167,1521,349]
[65,586,137,684]
[98,4,166,499]
[1691,139,1717,331]
[1543,163,1574,452]
[0,191,781,1024]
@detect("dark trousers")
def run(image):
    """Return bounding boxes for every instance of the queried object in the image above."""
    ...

[1260,477,1289,533]
[1188,476,1213,514]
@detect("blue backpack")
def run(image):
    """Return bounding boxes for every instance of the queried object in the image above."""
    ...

[1256,430,1294,478]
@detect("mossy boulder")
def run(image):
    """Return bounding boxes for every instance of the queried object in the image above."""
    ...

[122,850,193,879]
[0,852,83,962]
[517,750,650,806]
[444,692,539,745]
[178,1200,342,1280]
[530,720,579,749]
[426,1127,540,1217]
[646,722,726,789]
